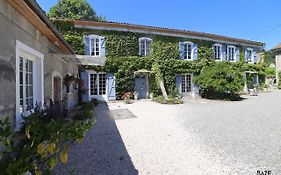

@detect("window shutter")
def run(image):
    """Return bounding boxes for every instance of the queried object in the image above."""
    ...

[235,48,240,62]
[83,35,91,55]
[245,50,248,62]
[80,72,89,102]
[176,74,182,93]
[100,37,106,57]
[192,44,198,60]
[179,42,185,60]
[107,73,116,100]
[222,46,226,61]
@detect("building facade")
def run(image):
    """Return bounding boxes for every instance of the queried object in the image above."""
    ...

[0,0,78,130]
[54,20,264,102]
[272,43,281,85]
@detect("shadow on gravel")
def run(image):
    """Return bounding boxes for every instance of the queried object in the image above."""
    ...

[55,102,138,175]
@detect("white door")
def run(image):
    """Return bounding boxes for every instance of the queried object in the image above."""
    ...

[89,73,107,101]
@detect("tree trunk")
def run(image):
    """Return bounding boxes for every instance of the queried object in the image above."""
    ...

[159,76,168,100]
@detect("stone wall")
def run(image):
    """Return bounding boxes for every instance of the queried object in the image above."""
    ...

[0,0,78,127]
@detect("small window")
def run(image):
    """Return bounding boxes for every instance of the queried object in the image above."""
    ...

[227,46,235,61]
[245,48,253,62]
[139,38,152,56]
[183,42,193,60]
[214,44,222,60]
[90,37,100,56]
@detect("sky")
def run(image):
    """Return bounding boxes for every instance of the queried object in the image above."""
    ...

[37,0,281,50]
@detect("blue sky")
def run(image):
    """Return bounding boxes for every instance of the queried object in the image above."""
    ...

[37,0,281,50]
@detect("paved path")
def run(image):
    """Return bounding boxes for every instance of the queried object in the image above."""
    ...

[56,90,281,175]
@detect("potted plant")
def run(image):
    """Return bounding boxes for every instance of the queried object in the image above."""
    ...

[122,92,132,104]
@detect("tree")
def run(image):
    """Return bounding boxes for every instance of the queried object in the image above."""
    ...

[193,62,243,100]
[48,0,105,21]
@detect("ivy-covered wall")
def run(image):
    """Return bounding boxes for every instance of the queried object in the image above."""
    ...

[53,20,266,98]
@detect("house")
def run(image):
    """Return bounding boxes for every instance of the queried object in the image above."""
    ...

[0,0,79,130]
[52,20,264,102]
[272,43,281,85]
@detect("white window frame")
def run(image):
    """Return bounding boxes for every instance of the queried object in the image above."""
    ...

[183,42,193,60]
[88,34,102,57]
[245,48,254,63]
[213,44,222,61]
[227,46,236,62]
[139,37,152,56]
[15,40,44,131]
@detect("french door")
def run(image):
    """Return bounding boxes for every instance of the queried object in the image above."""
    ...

[181,74,192,93]
[89,73,106,99]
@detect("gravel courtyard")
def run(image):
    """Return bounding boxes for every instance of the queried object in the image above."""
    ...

[56,90,281,175]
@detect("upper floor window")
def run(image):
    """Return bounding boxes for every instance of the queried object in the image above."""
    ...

[213,44,222,60]
[139,37,152,56]
[227,46,235,61]
[91,38,100,56]
[179,42,198,60]
[245,48,253,62]
[84,35,106,57]
[183,42,193,60]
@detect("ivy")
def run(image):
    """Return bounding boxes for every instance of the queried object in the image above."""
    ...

[53,20,266,99]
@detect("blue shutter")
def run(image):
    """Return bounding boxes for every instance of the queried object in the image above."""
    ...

[235,48,240,62]
[176,74,182,94]
[253,49,258,64]
[245,49,248,62]
[107,73,116,101]
[179,42,185,60]
[84,36,91,55]
[80,72,90,102]
[221,46,226,61]
[100,37,106,57]
[192,44,198,60]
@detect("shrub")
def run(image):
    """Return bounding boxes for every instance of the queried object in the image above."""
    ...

[0,113,93,175]
[193,62,243,100]
[79,102,95,111]
[153,96,183,104]
[73,110,93,120]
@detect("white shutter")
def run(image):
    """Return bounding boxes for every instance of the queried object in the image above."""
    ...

[192,44,198,60]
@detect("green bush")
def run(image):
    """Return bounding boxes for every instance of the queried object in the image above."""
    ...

[193,62,243,100]
[153,96,183,104]
[79,102,95,111]
[0,113,93,175]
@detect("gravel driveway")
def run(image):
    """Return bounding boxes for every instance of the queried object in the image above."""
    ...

[56,90,281,175]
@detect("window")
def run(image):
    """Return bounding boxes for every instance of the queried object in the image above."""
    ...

[16,41,44,131]
[245,48,253,62]
[19,57,34,113]
[183,42,193,60]
[227,46,235,61]
[139,38,152,56]
[181,74,192,93]
[90,73,106,96]
[90,38,100,56]
[214,44,222,60]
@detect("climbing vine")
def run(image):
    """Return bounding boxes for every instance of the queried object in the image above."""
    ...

[53,20,266,99]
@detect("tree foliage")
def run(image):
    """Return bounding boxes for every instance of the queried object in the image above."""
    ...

[193,62,244,100]
[48,0,105,21]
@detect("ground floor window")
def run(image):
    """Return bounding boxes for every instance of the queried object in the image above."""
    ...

[181,74,192,93]
[90,73,106,96]
[19,57,34,113]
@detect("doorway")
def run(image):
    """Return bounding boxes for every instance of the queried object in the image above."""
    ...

[135,75,148,99]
